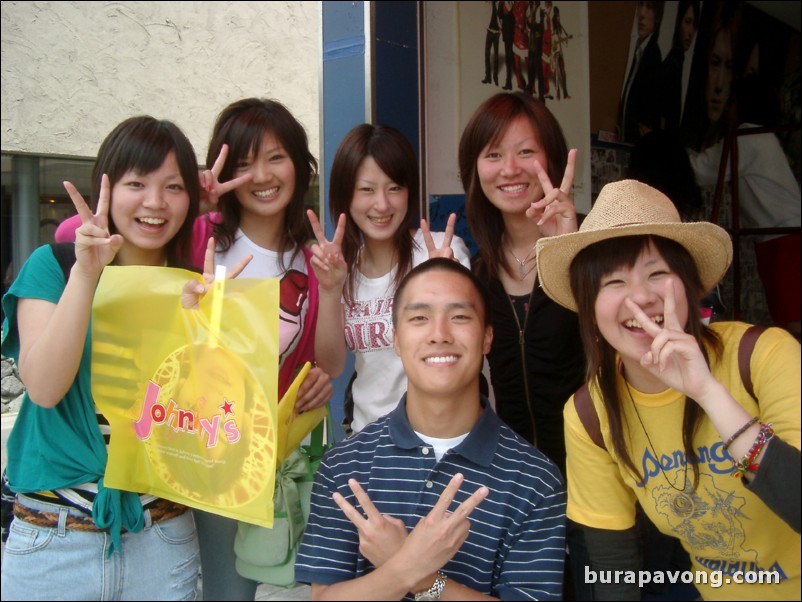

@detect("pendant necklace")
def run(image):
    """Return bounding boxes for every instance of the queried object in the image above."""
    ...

[623,377,695,517]
[507,241,538,280]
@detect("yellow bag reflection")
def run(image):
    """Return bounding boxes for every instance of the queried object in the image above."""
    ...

[91,266,279,527]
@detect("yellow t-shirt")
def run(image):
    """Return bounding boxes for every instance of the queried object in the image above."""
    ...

[565,322,800,600]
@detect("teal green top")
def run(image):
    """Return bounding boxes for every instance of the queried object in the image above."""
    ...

[2,244,144,552]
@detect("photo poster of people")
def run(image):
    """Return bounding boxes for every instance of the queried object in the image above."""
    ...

[618,0,799,160]
[424,0,592,238]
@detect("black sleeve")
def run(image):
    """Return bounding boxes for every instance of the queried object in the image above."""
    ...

[744,436,801,533]
[567,519,641,601]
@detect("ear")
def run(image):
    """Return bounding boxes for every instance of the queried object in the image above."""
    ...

[392,326,400,357]
[483,325,493,355]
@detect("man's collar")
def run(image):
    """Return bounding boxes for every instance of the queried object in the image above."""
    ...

[388,394,500,467]
[636,32,654,50]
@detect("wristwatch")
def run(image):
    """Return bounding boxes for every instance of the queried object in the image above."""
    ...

[413,571,448,601]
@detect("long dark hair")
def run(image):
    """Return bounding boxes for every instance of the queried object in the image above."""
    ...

[206,98,317,268]
[329,124,419,303]
[570,235,722,489]
[459,92,568,280]
[92,115,199,267]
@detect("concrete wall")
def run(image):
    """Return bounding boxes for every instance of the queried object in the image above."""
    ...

[1,1,320,163]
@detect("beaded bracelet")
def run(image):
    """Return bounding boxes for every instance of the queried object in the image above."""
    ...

[723,416,759,451]
[732,423,775,478]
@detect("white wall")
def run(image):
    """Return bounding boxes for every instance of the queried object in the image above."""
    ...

[1,1,320,163]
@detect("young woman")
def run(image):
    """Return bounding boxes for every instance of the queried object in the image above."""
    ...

[458,91,584,475]
[188,97,333,600]
[46,100,333,600]
[307,123,470,434]
[1,116,202,600]
[537,179,800,600]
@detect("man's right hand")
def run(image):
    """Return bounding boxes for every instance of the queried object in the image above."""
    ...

[400,473,489,592]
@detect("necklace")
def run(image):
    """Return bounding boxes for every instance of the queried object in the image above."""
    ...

[623,379,690,495]
[507,242,538,280]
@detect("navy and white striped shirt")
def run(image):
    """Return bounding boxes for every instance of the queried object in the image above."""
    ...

[296,395,566,600]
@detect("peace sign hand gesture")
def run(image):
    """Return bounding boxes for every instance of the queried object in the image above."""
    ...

[625,278,718,401]
[307,210,348,293]
[63,175,123,277]
[421,213,458,261]
[526,148,578,237]
[181,237,252,310]
[333,478,409,568]
[199,144,253,208]
[398,473,489,581]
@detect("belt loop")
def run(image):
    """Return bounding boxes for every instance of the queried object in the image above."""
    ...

[57,506,68,537]
[143,508,153,529]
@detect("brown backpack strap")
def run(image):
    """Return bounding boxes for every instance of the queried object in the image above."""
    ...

[738,325,766,402]
[574,384,606,450]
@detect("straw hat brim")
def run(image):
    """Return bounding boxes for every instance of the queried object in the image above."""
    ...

[536,222,733,312]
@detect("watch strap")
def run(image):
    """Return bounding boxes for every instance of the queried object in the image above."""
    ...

[413,571,448,601]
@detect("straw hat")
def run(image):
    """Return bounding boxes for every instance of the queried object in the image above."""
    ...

[536,180,732,312]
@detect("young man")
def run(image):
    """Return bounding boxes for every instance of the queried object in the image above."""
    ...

[295,258,566,600]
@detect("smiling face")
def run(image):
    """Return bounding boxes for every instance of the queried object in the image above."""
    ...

[110,151,189,265]
[476,115,547,215]
[348,155,409,244]
[393,269,492,403]
[594,242,689,371]
[232,131,297,222]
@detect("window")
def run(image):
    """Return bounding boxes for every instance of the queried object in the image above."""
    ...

[1,153,93,297]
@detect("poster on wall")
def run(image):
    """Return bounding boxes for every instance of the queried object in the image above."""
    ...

[425,1,592,230]
[616,0,798,156]
[610,0,800,330]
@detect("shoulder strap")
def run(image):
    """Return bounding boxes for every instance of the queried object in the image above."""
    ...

[48,242,76,282]
[574,384,606,450]
[738,325,766,402]
[277,247,319,398]
[574,325,765,450]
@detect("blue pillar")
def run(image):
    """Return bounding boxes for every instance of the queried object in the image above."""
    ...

[320,1,422,440]
[321,1,370,439]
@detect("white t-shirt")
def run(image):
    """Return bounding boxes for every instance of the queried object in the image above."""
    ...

[216,229,309,365]
[345,229,471,432]
[415,431,470,462]
[688,124,801,241]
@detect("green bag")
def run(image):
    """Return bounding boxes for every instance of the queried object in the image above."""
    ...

[234,416,332,587]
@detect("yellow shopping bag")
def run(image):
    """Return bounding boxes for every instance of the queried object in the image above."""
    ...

[91,266,279,527]
[276,361,329,465]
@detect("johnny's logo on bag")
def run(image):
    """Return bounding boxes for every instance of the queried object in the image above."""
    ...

[133,380,241,445]
[127,343,275,505]
[133,345,249,447]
